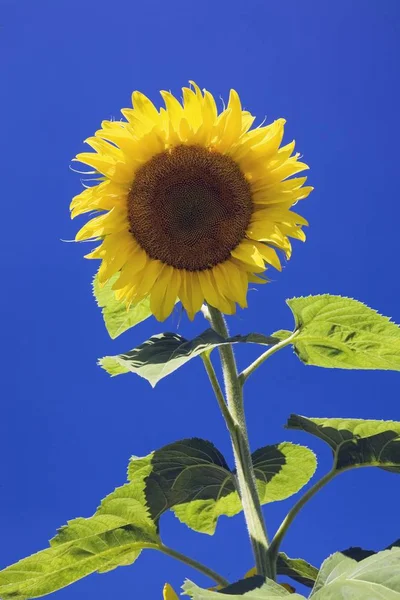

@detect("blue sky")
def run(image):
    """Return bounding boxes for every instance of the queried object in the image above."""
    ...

[1,0,399,598]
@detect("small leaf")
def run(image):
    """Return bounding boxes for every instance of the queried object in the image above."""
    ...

[277,553,319,588]
[183,577,306,598]
[0,473,159,598]
[100,329,278,386]
[253,443,317,504]
[128,439,316,535]
[310,548,400,599]
[272,330,293,342]
[286,415,400,473]
[93,272,154,338]
[286,294,400,371]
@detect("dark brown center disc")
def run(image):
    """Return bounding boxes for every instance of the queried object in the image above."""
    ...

[127,145,253,271]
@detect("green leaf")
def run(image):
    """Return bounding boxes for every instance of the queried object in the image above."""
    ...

[310,548,400,599]
[277,553,319,588]
[286,415,400,472]
[128,438,316,535]
[183,577,306,599]
[99,328,278,386]
[286,294,400,371]
[272,330,293,342]
[0,474,159,599]
[253,443,317,504]
[341,539,400,562]
[93,272,153,339]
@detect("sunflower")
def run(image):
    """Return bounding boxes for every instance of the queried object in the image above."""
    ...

[71,82,312,321]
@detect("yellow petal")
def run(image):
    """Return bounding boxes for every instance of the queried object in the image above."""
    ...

[244,567,257,578]
[198,269,221,308]
[214,89,243,151]
[266,157,309,184]
[241,111,256,134]
[161,90,185,136]
[178,270,204,319]
[70,181,127,219]
[247,219,289,248]
[231,240,265,270]
[88,232,137,284]
[233,119,285,165]
[73,153,133,185]
[95,124,141,158]
[111,247,148,290]
[163,583,179,600]
[253,241,282,271]
[248,272,268,284]
[279,223,306,242]
[131,91,160,123]
[182,86,202,130]
[261,208,309,227]
[130,259,164,303]
[75,208,128,241]
[216,261,248,308]
[150,266,180,321]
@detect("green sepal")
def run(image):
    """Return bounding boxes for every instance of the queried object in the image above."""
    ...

[93,272,154,339]
[99,328,278,386]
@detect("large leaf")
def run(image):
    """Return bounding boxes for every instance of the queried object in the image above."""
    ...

[128,438,316,535]
[341,539,400,562]
[310,548,400,599]
[183,576,306,598]
[100,329,278,386]
[286,295,400,371]
[93,272,154,338]
[0,475,159,599]
[286,415,400,473]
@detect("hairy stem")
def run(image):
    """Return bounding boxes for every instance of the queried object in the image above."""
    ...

[202,352,236,432]
[268,468,337,560]
[239,331,299,384]
[204,305,272,579]
[157,544,229,587]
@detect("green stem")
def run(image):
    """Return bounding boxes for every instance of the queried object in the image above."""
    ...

[268,468,337,560]
[157,543,229,588]
[239,331,299,384]
[204,305,272,579]
[201,352,236,433]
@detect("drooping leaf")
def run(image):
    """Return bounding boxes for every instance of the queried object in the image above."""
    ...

[0,475,159,599]
[286,415,400,473]
[183,577,306,598]
[93,272,154,339]
[286,295,400,371]
[277,553,319,588]
[99,329,278,386]
[128,438,316,535]
[310,548,400,599]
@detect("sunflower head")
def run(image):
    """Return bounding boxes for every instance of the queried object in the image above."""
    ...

[71,82,312,321]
